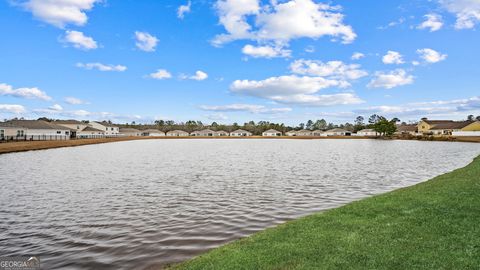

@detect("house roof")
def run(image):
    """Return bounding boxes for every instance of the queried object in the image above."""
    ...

[327,128,349,132]
[194,129,215,133]
[263,129,280,133]
[167,130,189,133]
[0,122,26,129]
[297,129,312,133]
[216,130,228,133]
[429,121,473,130]
[81,126,104,132]
[312,130,324,133]
[94,121,118,127]
[358,129,376,132]
[231,129,251,133]
[397,125,417,132]
[54,120,84,125]
[7,120,70,130]
[142,129,163,133]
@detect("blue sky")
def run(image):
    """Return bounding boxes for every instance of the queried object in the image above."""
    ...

[0,0,479,125]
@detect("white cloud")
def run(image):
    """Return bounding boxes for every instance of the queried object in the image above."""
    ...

[382,51,404,65]
[230,75,364,106]
[290,59,368,84]
[213,0,356,46]
[135,31,159,52]
[200,104,292,114]
[368,69,414,89]
[439,0,480,29]
[206,113,228,120]
[177,1,191,19]
[49,104,63,111]
[65,97,88,105]
[189,70,208,81]
[351,52,365,60]
[305,45,315,53]
[417,14,444,32]
[21,0,100,28]
[0,83,51,101]
[148,69,172,80]
[76,62,127,72]
[416,48,447,63]
[0,104,26,114]
[378,17,406,30]
[62,30,98,50]
[242,44,291,58]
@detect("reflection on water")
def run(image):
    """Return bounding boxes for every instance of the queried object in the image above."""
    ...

[1,139,479,269]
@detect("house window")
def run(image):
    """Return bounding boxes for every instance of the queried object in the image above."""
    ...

[57,131,61,134]
[17,130,24,136]
[0,130,4,138]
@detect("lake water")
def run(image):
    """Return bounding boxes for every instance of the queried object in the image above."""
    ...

[1,139,479,269]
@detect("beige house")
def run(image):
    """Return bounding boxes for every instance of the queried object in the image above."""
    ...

[417,119,475,135]
[452,121,480,136]
[77,127,105,138]
[324,128,351,136]
[285,130,297,136]
[355,129,378,137]
[7,120,71,140]
[262,129,282,137]
[230,129,252,136]
[395,125,418,136]
[89,121,120,137]
[296,129,313,136]
[141,129,165,136]
[166,130,189,136]
[191,129,215,136]
[119,128,141,137]
[0,123,26,140]
[312,130,325,136]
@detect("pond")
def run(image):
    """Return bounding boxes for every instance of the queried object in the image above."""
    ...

[1,139,479,269]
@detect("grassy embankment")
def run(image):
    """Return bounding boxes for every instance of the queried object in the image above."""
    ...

[173,155,480,270]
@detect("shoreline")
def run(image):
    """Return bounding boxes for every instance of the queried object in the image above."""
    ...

[0,135,479,155]
[171,154,480,269]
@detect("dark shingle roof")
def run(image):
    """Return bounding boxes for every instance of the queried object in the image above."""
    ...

[7,120,70,130]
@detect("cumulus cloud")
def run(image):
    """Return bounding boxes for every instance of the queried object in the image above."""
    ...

[439,0,480,29]
[382,51,404,65]
[417,14,444,32]
[62,30,98,50]
[213,0,356,47]
[200,104,292,114]
[206,113,228,120]
[230,75,364,106]
[367,69,414,89]
[242,44,291,58]
[290,59,368,85]
[177,1,191,19]
[20,0,100,28]
[189,70,208,81]
[416,48,447,63]
[0,83,51,101]
[351,52,365,60]
[148,69,172,80]
[49,104,63,111]
[0,104,26,114]
[135,31,159,52]
[76,62,127,72]
[65,97,89,105]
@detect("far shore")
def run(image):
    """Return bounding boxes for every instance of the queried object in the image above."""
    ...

[0,135,479,155]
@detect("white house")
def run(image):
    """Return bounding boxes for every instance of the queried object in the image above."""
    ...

[0,123,26,140]
[166,130,189,136]
[215,130,229,136]
[191,129,215,136]
[141,129,165,136]
[355,129,378,137]
[77,127,105,139]
[7,120,71,140]
[262,129,282,137]
[230,129,252,136]
[312,130,325,136]
[285,130,297,136]
[119,128,141,137]
[324,128,351,136]
[89,121,120,137]
[54,120,89,138]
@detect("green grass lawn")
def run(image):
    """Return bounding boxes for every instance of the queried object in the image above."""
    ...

[172,155,480,270]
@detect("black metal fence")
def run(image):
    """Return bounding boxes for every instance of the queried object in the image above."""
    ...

[0,135,69,142]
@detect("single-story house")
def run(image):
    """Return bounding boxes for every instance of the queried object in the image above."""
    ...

[230,129,252,136]
[77,126,105,139]
[296,129,313,136]
[285,130,297,136]
[119,128,141,137]
[166,130,189,137]
[0,123,26,140]
[7,120,71,140]
[215,130,229,136]
[191,129,215,136]
[417,119,474,135]
[89,121,120,137]
[452,121,480,136]
[312,130,325,136]
[262,129,282,137]
[141,129,165,136]
[324,128,351,136]
[355,129,378,137]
